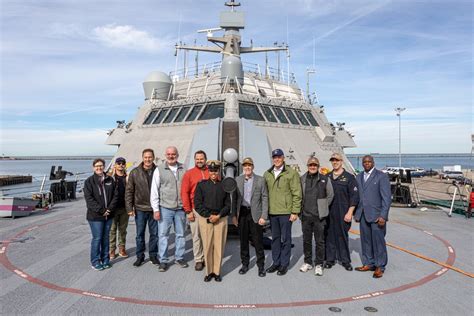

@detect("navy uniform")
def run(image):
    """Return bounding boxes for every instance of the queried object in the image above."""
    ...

[325,160,359,270]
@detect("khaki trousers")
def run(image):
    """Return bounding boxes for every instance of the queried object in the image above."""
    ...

[198,215,228,276]
[110,209,129,249]
[190,210,204,263]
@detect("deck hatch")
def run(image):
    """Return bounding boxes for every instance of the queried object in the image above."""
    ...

[239,102,265,121]
[198,103,224,120]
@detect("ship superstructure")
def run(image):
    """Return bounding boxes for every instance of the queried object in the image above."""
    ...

[105,0,356,175]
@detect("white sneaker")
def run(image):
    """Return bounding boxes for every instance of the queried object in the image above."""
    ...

[314,265,323,276]
[299,263,313,272]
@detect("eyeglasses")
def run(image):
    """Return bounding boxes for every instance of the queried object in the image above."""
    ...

[94,165,104,168]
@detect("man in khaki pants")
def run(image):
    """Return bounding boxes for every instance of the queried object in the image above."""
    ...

[181,150,209,271]
[194,160,231,282]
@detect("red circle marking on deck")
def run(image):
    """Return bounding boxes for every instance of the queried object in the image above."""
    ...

[0,217,455,309]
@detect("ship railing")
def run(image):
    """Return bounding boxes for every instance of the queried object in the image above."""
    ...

[169,61,297,85]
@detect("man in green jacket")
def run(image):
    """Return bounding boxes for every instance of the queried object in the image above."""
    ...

[263,148,302,276]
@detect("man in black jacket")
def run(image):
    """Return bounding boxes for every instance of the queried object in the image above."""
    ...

[125,149,159,267]
[84,158,118,270]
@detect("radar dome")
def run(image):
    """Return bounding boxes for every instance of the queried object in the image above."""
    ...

[221,55,244,86]
[143,71,173,100]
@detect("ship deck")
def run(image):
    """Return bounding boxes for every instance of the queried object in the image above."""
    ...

[0,196,473,315]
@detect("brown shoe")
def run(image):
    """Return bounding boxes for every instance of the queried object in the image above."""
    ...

[118,246,128,258]
[195,262,204,271]
[373,267,384,278]
[355,265,375,272]
[109,249,116,260]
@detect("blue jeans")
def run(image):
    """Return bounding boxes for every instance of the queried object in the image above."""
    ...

[135,210,159,259]
[158,207,186,263]
[270,215,293,268]
[88,218,113,266]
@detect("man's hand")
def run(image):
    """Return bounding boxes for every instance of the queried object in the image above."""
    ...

[209,214,220,224]
[289,214,298,222]
[376,217,386,227]
[258,218,266,226]
[232,216,238,227]
[127,210,135,217]
[103,209,111,217]
[187,212,195,222]
[153,211,161,221]
[344,212,352,223]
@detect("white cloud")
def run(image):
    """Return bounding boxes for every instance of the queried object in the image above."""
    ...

[92,24,168,52]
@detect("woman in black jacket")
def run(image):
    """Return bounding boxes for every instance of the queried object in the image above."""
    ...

[84,158,118,271]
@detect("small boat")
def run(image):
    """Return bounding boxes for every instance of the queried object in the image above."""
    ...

[0,196,39,218]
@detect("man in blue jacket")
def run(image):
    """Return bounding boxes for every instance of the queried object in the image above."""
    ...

[354,155,391,278]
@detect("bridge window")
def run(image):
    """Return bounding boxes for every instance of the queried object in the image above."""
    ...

[304,111,319,126]
[295,110,310,126]
[273,107,289,124]
[239,102,265,121]
[174,106,191,122]
[143,110,158,125]
[284,109,300,125]
[186,105,203,121]
[261,105,278,122]
[163,107,180,124]
[152,109,168,124]
[198,103,224,120]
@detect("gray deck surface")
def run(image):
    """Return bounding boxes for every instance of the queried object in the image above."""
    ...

[1,196,473,315]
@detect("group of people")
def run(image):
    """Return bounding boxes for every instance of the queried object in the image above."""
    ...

[84,147,392,282]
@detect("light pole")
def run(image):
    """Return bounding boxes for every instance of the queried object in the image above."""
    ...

[395,107,406,168]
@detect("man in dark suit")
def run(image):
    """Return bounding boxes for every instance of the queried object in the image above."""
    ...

[354,155,392,278]
[232,157,269,277]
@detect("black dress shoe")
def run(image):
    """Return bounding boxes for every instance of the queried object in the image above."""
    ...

[214,274,222,282]
[266,265,280,273]
[324,262,335,269]
[204,273,215,282]
[150,256,160,266]
[277,266,288,276]
[342,263,353,271]
[258,268,266,277]
[133,257,144,267]
[239,265,249,275]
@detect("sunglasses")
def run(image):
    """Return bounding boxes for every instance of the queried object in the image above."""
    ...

[308,164,319,167]
[94,165,104,168]
[116,162,126,165]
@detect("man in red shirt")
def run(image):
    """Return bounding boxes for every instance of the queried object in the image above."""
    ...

[181,150,209,271]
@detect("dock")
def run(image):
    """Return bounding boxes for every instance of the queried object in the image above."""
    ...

[0,175,32,186]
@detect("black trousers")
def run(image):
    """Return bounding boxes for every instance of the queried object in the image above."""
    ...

[239,207,265,268]
[326,208,352,264]
[302,215,326,265]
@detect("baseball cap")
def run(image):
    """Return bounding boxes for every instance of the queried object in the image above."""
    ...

[271,148,284,157]
[115,157,126,164]
[329,153,343,161]
[242,157,254,166]
[307,157,320,166]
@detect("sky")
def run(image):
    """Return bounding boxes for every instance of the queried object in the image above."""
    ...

[0,0,472,156]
